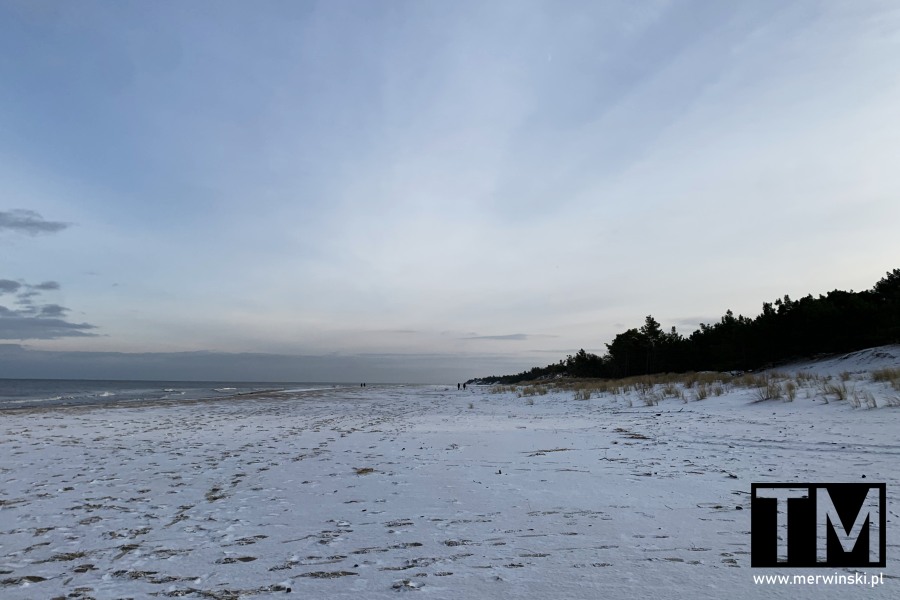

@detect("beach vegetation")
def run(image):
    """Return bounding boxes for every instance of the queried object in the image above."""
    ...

[872,367,900,390]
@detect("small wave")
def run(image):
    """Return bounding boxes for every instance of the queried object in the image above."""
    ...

[281,386,343,393]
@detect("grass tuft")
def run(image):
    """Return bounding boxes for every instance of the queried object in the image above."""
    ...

[752,375,783,402]
[573,389,591,400]
[784,381,797,402]
[872,368,900,391]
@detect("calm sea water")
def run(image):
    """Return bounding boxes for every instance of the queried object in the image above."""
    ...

[0,379,348,410]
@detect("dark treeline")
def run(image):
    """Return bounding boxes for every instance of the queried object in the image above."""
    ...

[471,269,900,384]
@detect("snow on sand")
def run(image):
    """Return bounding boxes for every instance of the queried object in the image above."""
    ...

[2,347,900,599]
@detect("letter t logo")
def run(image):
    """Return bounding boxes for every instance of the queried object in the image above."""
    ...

[755,487,808,562]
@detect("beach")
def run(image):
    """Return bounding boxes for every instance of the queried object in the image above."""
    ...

[2,350,899,599]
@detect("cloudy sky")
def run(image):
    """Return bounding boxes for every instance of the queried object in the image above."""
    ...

[2,0,900,383]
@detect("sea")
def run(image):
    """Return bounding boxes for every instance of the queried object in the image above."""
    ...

[0,379,349,410]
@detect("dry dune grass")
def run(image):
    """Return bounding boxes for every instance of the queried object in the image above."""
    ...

[872,367,900,390]
[493,366,900,409]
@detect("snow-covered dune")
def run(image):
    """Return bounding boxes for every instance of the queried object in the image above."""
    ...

[779,345,900,377]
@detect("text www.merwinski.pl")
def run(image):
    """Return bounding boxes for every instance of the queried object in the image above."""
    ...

[753,572,884,587]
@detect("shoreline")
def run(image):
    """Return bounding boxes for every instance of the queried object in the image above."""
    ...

[0,383,382,414]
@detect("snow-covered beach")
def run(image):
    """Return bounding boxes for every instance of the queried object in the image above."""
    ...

[2,348,900,599]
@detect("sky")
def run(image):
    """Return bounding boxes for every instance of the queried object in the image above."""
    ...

[2,0,900,383]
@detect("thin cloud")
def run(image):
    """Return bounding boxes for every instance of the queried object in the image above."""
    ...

[463,333,531,341]
[0,279,97,340]
[15,289,40,304]
[369,329,419,335]
[0,209,69,235]
[0,279,21,295]
[0,317,97,340]
[38,304,68,318]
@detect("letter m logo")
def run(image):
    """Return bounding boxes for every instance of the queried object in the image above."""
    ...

[816,484,885,567]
